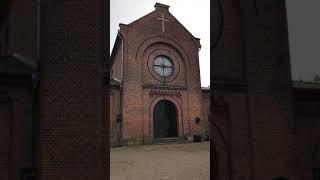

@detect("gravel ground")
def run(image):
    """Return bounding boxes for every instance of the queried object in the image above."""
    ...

[110,142,209,180]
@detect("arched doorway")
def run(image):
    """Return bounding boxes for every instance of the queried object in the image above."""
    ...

[153,100,178,138]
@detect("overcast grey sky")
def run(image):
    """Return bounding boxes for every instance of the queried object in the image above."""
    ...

[110,0,320,86]
[286,0,320,81]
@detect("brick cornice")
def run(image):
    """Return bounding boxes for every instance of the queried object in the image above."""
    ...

[142,83,187,90]
[149,89,182,97]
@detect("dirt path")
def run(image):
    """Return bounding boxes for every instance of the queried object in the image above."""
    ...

[110,142,209,180]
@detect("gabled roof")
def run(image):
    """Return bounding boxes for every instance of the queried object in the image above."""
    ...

[110,34,122,66]
[166,11,200,42]
[127,10,155,26]
[123,3,200,46]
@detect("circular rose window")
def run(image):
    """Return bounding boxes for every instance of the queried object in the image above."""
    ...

[153,55,174,77]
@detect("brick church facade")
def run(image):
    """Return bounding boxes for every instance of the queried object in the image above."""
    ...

[1,0,320,180]
[110,3,210,146]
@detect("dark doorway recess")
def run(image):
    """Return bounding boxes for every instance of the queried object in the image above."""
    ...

[153,100,178,138]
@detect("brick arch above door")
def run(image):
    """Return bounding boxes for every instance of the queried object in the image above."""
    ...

[148,95,185,138]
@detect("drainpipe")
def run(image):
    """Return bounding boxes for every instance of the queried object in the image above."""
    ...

[116,32,124,146]
[36,0,40,60]
[117,31,124,81]
[30,0,41,178]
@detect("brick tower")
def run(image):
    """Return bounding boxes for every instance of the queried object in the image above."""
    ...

[212,0,298,179]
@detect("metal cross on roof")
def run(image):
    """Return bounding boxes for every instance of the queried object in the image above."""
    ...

[156,13,170,32]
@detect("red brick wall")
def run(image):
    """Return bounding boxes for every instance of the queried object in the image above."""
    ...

[0,28,7,55]
[246,0,297,178]
[0,96,11,180]
[38,0,107,179]
[6,0,37,59]
[212,0,244,79]
[293,88,320,179]
[0,0,37,178]
[110,87,121,146]
[0,1,10,56]
[0,78,33,180]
